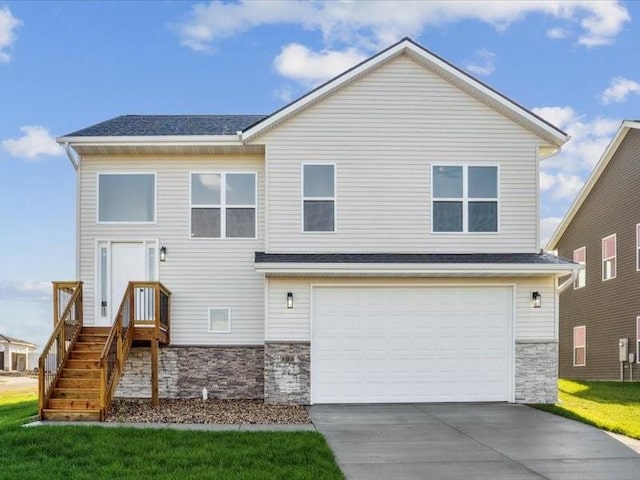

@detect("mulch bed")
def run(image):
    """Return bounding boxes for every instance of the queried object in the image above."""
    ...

[105,399,311,424]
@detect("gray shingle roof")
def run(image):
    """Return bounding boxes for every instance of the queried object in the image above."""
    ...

[64,115,267,137]
[254,252,575,265]
[0,333,36,347]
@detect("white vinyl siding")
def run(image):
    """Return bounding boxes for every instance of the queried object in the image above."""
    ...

[602,234,616,281]
[573,247,586,289]
[266,276,556,342]
[258,54,544,253]
[79,154,265,345]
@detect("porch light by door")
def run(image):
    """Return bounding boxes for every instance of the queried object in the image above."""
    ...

[160,246,167,262]
[532,291,541,308]
[287,292,294,309]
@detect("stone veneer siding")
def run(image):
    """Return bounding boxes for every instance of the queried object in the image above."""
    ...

[514,341,558,404]
[115,346,264,400]
[264,342,310,405]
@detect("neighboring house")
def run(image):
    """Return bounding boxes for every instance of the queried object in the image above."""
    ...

[0,334,37,371]
[41,37,578,420]
[547,120,640,381]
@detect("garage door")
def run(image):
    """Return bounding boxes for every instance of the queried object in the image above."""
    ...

[312,286,513,403]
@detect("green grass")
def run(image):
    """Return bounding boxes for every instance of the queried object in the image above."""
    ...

[535,379,640,440]
[0,392,343,480]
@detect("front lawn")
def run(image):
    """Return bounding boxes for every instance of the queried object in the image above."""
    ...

[535,379,640,440]
[0,393,343,480]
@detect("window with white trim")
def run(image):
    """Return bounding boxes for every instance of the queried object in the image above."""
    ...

[573,325,586,367]
[636,224,640,271]
[602,234,616,281]
[190,173,256,238]
[303,164,335,232]
[208,307,231,333]
[637,317,640,364]
[98,173,155,223]
[432,165,498,233]
[573,247,586,289]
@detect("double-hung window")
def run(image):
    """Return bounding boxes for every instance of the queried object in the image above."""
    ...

[602,234,616,281]
[190,173,256,238]
[432,165,498,233]
[573,247,586,289]
[98,173,156,223]
[573,326,586,366]
[303,164,335,232]
[636,224,640,271]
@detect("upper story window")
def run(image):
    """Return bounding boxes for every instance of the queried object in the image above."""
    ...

[573,247,586,289]
[432,165,498,233]
[190,173,256,238]
[602,234,616,281]
[98,173,156,223]
[636,224,640,271]
[303,164,335,232]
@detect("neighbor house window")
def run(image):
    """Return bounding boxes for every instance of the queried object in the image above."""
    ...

[98,173,155,223]
[190,173,256,238]
[637,317,640,364]
[602,234,616,281]
[573,325,586,367]
[432,165,498,233]
[636,224,640,271]
[303,164,335,232]
[208,307,231,333]
[573,247,586,289]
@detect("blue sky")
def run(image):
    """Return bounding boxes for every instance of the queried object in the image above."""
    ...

[1,1,639,348]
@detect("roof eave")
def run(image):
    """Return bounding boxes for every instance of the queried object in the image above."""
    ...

[57,134,242,146]
[546,120,640,250]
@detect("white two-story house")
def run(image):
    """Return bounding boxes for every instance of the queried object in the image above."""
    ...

[41,38,577,420]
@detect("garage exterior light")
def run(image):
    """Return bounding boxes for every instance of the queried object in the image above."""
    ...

[532,291,541,308]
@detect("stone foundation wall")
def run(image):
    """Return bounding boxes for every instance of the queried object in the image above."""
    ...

[264,342,310,405]
[514,341,558,404]
[115,346,264,400]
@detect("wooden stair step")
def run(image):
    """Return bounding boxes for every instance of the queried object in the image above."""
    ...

[57,377,101,388]
[47,398,100,410]
[82,327,112,334]
[78,334,109,343]
[41,409,101,422]
[60,368,101,379]
[73,342,105,352]
[65,359,101,370]
[69,351,102,360]
[52,388,100,400]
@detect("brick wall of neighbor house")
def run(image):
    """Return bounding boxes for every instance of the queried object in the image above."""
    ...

[115,346,264,399]
[556,129,640,381]
[515,341,558,403]
[264,343,310,405]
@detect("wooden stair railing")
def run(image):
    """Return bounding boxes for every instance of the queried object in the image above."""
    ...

[39,281,83,418]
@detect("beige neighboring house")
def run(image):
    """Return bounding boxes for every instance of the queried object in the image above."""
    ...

[0,334,37,372]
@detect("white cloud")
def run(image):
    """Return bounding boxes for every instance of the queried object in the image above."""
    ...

[540,217,563,249]
[273,43,366,86]
[601,76,640,104]
[464,49,495,76]
[0,280,50,302]
[533,106,619,208]
[0,6,21,62]
[175,1,630,54]
[1,126,63,160]
[546,27,569,39]
[274,84,295,103]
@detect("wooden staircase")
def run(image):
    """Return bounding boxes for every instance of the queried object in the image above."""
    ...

[41,327,109,421]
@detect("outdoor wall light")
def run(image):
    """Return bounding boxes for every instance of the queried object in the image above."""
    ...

[287,292,294,309]
[532,291,541,308]
[160,246,167,262]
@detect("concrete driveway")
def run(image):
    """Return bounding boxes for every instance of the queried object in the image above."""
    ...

[311,403,640,480]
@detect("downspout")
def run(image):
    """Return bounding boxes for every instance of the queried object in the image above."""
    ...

[557,266,582,293]
[63,142,81,280]
[64,142,79,171]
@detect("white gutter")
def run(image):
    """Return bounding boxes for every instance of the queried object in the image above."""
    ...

[64,142,79,171]
[57,134,241,145]
[557,265,582,293]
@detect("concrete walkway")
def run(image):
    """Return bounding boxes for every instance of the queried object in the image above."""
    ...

[311,403,640,480]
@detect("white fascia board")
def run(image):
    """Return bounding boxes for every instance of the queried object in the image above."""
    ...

[56,134,242,146]
[241,38,569,146]
[255,262,577,277]
[546,121,640,250]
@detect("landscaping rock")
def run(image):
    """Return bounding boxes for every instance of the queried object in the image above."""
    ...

[105,399,310,424]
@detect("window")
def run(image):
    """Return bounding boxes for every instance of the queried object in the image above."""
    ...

[208,307,230,333]
[98,173,155,223]
[602,234,616,281]
[190,173,256,238]
[432,165,498,233]
[573,247,586,289]
[303,164,335,232]
[637,317,640,364]
[636,224,640,271]
[573,326,586,367]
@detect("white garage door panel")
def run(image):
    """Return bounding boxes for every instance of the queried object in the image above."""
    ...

[312,286,513,403]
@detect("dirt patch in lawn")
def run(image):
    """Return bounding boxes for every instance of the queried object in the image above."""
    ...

[105,399,311,424]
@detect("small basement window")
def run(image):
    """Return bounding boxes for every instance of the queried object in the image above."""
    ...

[208,307,231,333]
[573,326,586,367]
